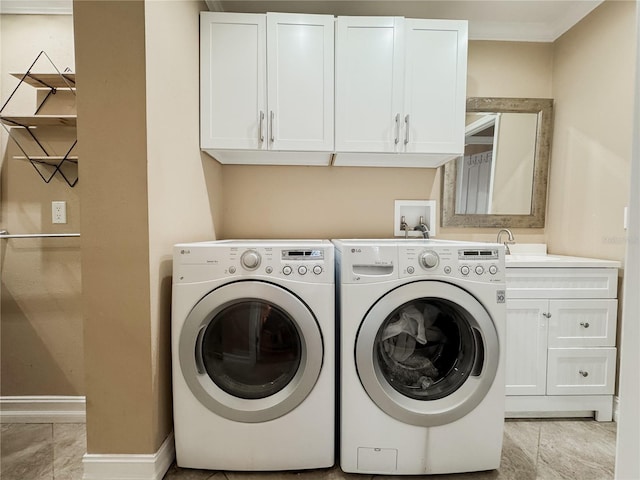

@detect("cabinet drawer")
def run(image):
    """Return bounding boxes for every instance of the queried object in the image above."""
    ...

[506,268,618,299]
[547,348,616,395]
[548,300,617,347]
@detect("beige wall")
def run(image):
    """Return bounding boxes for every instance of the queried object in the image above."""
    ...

[548,0,635,262]
[467,41,553,98]
[145,0,219,449]
[74,0,157,454]
[3,0,636,459]
[75,0,219,455]
[0,14,83,396]
[220,41,554,243]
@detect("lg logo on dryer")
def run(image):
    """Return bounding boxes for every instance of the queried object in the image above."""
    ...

[351,248,362,253]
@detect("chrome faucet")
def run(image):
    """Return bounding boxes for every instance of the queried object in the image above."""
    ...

[414,216,430,239]
[400,216,410,239]
[497,228,515,254]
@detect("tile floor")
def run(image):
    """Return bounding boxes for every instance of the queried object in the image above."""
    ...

[0,419,616,480]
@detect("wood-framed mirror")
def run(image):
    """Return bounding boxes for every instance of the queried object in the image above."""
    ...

[441,97,554,228]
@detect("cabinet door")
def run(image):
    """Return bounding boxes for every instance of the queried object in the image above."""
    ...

[548,299,617,347]
[335,16,404,153]
[200,13,266,150]
[505,299,548,396]
[267,13,334,152]
[402,19,467,154]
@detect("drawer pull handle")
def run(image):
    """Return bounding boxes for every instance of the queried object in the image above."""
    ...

[580,322,590,328]
[579,370,589,377]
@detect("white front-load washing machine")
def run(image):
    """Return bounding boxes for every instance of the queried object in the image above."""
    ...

[334,239,506,475]
[172,240,335,471]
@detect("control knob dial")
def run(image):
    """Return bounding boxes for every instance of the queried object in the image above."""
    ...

[419,250,439,269]
[240,250,261,270]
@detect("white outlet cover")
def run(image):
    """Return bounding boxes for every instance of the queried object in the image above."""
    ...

[52,201,67,224]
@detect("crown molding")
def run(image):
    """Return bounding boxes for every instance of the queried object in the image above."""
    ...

[0,0,72,15]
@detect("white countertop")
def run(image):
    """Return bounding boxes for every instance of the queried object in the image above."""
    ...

[505,253,621,268]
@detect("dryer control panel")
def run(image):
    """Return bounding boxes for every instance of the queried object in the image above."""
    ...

[398,244,505,282]
[174,240,334,284]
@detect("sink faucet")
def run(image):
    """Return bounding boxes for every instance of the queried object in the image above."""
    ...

[414,216,430,239]
[497,228,515,254]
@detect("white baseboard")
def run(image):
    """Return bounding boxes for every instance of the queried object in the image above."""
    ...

[82,432,175,480]
[0,395,86,423]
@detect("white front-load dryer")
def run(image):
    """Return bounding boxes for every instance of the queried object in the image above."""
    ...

[334,239,506,475]
[172,240,334,471]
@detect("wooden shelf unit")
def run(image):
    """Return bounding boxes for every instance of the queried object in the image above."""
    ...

[0,115,77,127]
[10,72,76,89]
[0,52,78,187]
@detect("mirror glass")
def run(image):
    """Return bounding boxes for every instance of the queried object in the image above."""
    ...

[442,98,553,228]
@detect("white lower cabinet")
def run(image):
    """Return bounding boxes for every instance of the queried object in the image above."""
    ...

[505,267,619,421]
[505,299,548,396]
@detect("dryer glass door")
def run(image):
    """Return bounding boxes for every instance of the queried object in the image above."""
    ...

[356,281,499,427]
[179,281,323,423]
[200,300,301,399]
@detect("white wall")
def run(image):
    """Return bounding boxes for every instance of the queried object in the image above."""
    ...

[615,2,640,477]
[144,0,221,445]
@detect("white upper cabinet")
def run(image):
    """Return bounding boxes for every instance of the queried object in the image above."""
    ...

[200,12,334,165]
[200,13,266,151]
[267,13,334,152]
[402,19,467,155]
[334,16,468,167]
[334,16,404,154]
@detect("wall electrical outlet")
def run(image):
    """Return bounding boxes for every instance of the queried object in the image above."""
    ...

[52,201,67,224]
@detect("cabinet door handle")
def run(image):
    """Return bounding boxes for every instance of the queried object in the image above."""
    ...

[404,114,410,145]
[394,113,400,145]
[270,110,275,143]
[580,322,590,328]
[259,110,265,143]
[543,312,552,318]
[579,370,589,377]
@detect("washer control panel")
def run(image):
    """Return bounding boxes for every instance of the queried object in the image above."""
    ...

[399,245,504,282]
[280,248,325,277]
[174,241,334,283]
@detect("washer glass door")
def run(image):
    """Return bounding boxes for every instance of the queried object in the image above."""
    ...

[356,281,499,427]
[180,280,323,423]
